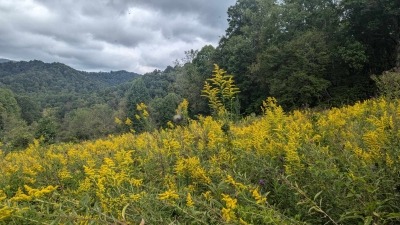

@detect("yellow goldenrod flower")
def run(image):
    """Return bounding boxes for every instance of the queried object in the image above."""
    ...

[158,189,179,201]
[186,192,194,207]
[221,207,236,222]
[129,193,142,201]
[202,191,212,201]
[251,187,267,205]
[225,175,247,191]
[58,169,72,180]
[130,178,143,187]
[221,193,237,209]
[0,206,14,221]
[125,117,133,126]
[114,117,122,125]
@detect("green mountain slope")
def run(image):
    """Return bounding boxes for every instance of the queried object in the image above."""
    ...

[0,58,13,63]
[0,60,141,112]
[0,60,140,96]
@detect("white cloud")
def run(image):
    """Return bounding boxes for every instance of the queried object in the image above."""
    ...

[0,0,236,73]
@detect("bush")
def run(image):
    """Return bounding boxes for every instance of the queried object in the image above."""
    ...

[371,71,400,99]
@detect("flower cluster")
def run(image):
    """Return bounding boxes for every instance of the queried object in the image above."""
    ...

[0,97,399,224]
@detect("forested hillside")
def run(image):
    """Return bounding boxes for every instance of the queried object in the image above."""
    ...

[0,60,140,149]
[0,59,13,63]
[0,60,139,104]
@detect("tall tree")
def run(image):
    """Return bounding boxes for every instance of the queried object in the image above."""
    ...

[149,93,182,127]
[252,31,332,108]
[16,96,41,125]
[0,88,33,150]
[175,45,216,115]
[216,0,281,112]
[341,0,400,73]
[126,78,151,121]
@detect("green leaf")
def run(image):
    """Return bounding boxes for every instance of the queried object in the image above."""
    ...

[313,191,323,201]
[386,212,400,219]
[121,203,130,221]
[363,216,373,225]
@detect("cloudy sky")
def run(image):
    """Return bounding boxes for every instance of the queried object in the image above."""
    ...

[0,0,236,74]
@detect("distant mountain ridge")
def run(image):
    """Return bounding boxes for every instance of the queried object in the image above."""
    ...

[0,60,141,110]
[0,58,13,63]
[0,60,140,96]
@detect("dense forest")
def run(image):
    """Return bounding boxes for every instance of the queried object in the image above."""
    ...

[1,0,399,151]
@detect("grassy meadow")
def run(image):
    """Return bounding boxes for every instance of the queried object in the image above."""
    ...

[1,97,400,224]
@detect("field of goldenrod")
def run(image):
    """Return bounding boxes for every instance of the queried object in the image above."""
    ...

[1,98,400,224]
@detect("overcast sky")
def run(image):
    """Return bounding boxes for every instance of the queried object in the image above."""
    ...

[0,0,236,74]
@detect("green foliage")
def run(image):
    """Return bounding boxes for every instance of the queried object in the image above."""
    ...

[0,88,33,150]
[149,93,182,128]
[61,104,116,141]
[35,117,58,144]
[372,72,400,99]
[341,0,400,74]
[0,114,33,151]
[252,30,331,109]
[214,0,398,112]
[15,96,41,125]
[337,40,368,71]
[126,78,151,132]
[0,60,142,149]
[0,88,20,119]
[175,45,215,116]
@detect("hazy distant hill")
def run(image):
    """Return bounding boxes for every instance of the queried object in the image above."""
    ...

[0,60,140,96]
[0,58,13,63]
[0,60,140,107]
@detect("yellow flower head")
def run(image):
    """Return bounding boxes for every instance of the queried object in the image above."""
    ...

[186,192,194,207]
[251,187,267,205]
[158,189,179,201]
[221,193,237,209]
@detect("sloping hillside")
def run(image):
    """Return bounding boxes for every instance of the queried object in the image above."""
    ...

[0,60,140,97]
[0,58,13,63]
[1,98,399,224]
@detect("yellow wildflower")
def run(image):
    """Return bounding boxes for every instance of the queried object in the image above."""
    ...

[125,117,132,126]
[11,185,57,202]
[130,178,143,187]
[167,121,175,129]
[222,194,237,209]
[225,175,247,191]
[186,192,194,207]
[77,177,92,192]
[386,153,394,167]
[129,193,142,201]
[251,187,267,205]
[0,206,13,221]
[202,191,212,201]
[58,168,72,180]
[114,117,122,125]
[11,188,31,202]
[221,207,236,222]
[158,189,179,201]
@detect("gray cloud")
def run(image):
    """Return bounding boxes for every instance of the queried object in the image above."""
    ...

[0,0,236,74]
